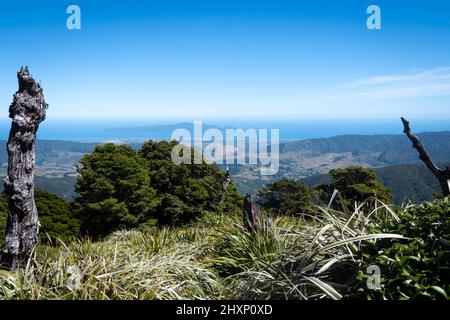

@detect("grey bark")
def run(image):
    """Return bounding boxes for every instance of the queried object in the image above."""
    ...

[220,167,231,203]
[1,67,48,271]
[401,117,450,197]
[243,194,262,233]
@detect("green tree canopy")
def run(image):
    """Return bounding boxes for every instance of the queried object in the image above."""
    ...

[257,179,313,215]
[314,166,393,208]
[34,189,81,244]
[75,141,243,237]
[139,140,242,225]
[75,143,158,237]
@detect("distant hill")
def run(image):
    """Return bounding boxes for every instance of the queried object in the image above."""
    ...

[279,131,450,170]
[1,131,448,170]
[0,175,77,201]
[300,163,448,205]
[0,140,99,168]
[0,130,448,203]
[233,131,450,200]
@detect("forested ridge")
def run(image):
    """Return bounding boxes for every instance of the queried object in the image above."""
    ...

[301,162,450,204]
[280,131,450,165]
[2,130,449,203]
[2,131,449,166]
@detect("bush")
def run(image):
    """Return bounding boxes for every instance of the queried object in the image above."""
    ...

[257,179,313,215]
[139,140,242,226]
[75,141,243,237]
[314,167,393,209]
[35,189,81,244]
[212,200,402,300]
[75,143,157,237]
[351,198,450,300]
[0,197,403,300]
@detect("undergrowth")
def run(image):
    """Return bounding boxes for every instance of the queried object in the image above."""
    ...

[0,197,419,300]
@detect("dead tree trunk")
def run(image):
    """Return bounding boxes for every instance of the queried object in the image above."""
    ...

[243,194,262,233]
[401,117,450,197]
[1,67,48,271]
[220,167,231,203]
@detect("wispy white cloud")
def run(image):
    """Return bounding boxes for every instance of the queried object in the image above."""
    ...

[329,67,450,101]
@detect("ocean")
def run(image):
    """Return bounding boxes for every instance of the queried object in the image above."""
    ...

[0,118,448,143]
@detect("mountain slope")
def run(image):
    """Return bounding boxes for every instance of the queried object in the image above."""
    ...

[300,163,448,205]
[0,131,448,203]
[279,131,450,171]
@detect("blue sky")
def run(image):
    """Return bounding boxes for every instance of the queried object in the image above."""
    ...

[0,0,450,121]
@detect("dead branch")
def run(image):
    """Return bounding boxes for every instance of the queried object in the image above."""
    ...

[401,117,449,196]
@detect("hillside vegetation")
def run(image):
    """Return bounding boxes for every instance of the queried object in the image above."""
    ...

[0,199,401,299]
[352,199,450,299]
[302,163,448,204]
[1,196,448,300]
[1,138,449,300]
[74,141,242,238]
[1,131,449,203]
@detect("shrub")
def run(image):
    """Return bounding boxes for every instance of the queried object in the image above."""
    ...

[315,167,393,209]
[210,200,402,299]
[75,141,243,237]
[0,198,402,300]
[75,143,157,237]
[351,198,450,300]
[257,179,313,215]
[139,140,242,226]
[35,189,81,244]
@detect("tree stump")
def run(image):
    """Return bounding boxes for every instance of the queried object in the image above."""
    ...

[242,194,262,233]
[1,67,48,271]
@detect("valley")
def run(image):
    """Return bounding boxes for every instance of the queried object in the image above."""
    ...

[1,130,448,203]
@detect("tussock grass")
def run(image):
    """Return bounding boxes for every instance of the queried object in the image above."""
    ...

[216,199,404,300]
[0,228,222,300]
[0,198,404,300]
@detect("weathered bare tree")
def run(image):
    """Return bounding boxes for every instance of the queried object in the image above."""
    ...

[220,167,231,203]
[242,194,262,233]
[1,67,48,271]
[401,117,450,197]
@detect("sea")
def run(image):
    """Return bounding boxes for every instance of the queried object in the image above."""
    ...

[0,118,448,143]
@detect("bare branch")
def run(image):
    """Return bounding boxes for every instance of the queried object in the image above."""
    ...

[401,117,443,176]
[401,117,449,196]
